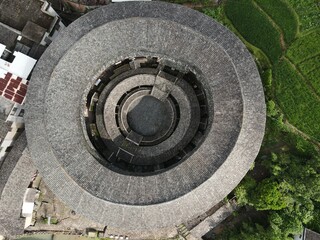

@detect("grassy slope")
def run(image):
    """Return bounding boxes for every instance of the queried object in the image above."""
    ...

[298,55,320,74]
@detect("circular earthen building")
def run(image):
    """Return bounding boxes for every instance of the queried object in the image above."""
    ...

[25,1,266,232]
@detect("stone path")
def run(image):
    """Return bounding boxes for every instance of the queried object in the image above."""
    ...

[190,200,239,239]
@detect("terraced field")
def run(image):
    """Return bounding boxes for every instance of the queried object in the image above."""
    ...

[287,29,320,63]
[286,29,320,96]
[277,28,320,139]
[273,58,320,141]
[286,0,320,32]
[224,0,320,146]
[255,0,298,44]
[224,0,283,63]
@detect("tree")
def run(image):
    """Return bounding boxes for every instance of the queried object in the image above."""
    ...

[307,204,320,233]
[234,176,256,205]
[267,100,278,117]
[269,211,303,237]
[217,219,287,240]
[250,179,290,210]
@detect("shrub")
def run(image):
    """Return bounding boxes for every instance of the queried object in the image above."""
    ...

[203,6,225,23]
[234,177,257,206]
[267,100,278,117]
[262,69,272,89]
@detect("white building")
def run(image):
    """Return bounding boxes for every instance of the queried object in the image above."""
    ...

[0,43,37,79]
[22,188,40,228]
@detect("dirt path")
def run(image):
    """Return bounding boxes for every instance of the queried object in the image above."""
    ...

[270,98,320,152]
[190,199,239,239]
[284,120,320,151]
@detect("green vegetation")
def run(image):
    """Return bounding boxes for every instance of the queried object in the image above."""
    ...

[273,58,320,141]
[286,29,320,63]
[217,217,302,240]
[223,147,320,239]
[224,0,282,63]
[235,177,290,211]
[308,204,320,233]
[283,29,320,96]
[42,217,59,225]
[255,0,299,44]
[298,55,320,74]
[202,6,225,23]
[286,0,320,32]
[305,68,320,96]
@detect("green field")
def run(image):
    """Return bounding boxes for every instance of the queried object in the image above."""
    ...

[304,68,320,96]
[224,0,282,63]
[286,0,320,32]
[298,54,320,96]
[286,29,320,63]
[285,29,320,96]
[298,55,320,74]
[273,58,320,141]
[221,0,320,147]
[255,0,298,44]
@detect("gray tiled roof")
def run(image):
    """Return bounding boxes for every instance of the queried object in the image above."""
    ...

[0,133,27,195]
[0,24,19,50]
[305,229,320,240]
[25,1,266,231]
[0,118,10,140]
[0,0,53,31]
[0,135,36,237]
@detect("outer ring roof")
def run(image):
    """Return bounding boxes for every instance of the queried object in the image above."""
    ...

[25,1,265,230]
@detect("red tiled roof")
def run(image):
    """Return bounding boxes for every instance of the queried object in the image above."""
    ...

[0,72,28,104]
[4,72,12,80]
[13,95,24,104]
